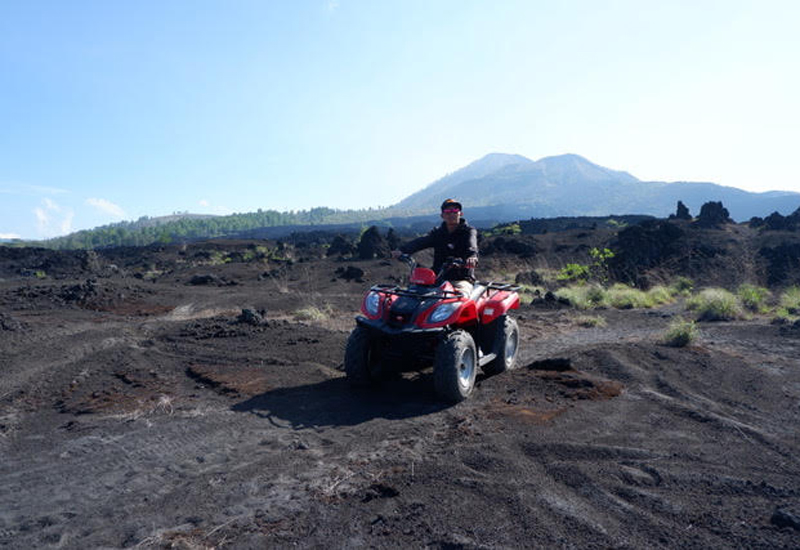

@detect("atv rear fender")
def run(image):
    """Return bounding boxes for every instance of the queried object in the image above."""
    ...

[480,290,520,324]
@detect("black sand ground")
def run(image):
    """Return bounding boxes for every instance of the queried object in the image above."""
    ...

[1,245,800,549]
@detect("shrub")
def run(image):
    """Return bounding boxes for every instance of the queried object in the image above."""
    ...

[646,285,674,306]
[555,285,608,309]
[607,219,628,229]
[207,250,231,265]
[670,276,694,296]
[737,284,772,313]
[686,288,742,321]
[558,284,674,311]
[607,284,650,309]
[779,286,800,315]
[294,304,332,322]
[605,284,672,309]
[774,308,796,322]
[516,284,546,302]
[488,222,522,236]
[661,318,698,347]
[589,247,615,283]
[585,285,608,307]
[575,315,607,328]
[557,263,591,283]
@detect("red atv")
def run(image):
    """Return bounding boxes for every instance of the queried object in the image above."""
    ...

[344,254,521,402]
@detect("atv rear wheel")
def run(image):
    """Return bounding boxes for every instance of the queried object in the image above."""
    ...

[344,325,379,387]
[483,315,520,375]
[434,330,477,403]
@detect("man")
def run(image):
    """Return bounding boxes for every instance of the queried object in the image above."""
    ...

[392,199,479,295]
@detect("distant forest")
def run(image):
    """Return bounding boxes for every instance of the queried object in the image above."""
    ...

[5,207,413,250]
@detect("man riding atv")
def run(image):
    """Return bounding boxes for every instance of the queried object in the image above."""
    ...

[347,199,521,402]
[392,198,478,296]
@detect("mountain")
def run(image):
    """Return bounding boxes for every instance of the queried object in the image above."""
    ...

[393,153,800,221]
[16,154,800,250]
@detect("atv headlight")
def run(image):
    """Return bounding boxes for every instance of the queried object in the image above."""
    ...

[429,302,459,323]
[365,291,381,316]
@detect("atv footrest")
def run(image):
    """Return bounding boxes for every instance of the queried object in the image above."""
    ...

[478,352,497,368]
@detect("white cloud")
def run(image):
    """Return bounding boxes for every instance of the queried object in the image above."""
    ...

[86,197,126,218]
[43,197,61,211]
[60,210,74,234]
[0,182,69,196]
[326,0,339,12]
[197,199,232,214]
[33,199,74,237]
[0,233,22,240]
[34,206,49,227]
[29,184,69,195]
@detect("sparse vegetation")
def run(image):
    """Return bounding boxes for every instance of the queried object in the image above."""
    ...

[555,248,615,285]
[556,262,591,284]
[294,304,333,322]
[606,218,628,229]
[241,245,273,262]
[776,286,800,321]
[589,247,614,283]
[142,269,164,281]
[670,276,694,296]
[646,285,674,305]
[686,288,742,321]
[486,222,522,236]
[555,285,607,309]
[607,284,653,309]
[207,250,231,265]
[516,284,546,302]
[558,283,674,311]
[737,284,772,313]
[661,318,698,347]
[574,315,606,328]
[779,286,800,314]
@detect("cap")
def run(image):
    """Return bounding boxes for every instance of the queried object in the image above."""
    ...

[440,199,462,212]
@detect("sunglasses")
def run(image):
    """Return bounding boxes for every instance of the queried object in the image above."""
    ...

[442,208,461,214]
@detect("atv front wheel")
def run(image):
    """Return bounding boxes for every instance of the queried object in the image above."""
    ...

[434,330,477,403]
[344,325,379,387]
[483,315,520,375]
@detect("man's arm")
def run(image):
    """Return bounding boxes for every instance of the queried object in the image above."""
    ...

[465,227,478,268]
[395,230,436,256]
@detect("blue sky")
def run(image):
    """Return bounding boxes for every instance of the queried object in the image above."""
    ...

[2,0,799,240]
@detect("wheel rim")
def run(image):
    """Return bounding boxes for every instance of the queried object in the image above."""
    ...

[505,328,519,364]
[457,347,476,390]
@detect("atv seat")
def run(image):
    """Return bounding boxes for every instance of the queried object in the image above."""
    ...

[469,284,486,301]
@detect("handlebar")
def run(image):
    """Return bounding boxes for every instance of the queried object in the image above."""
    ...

[397,253,416,268]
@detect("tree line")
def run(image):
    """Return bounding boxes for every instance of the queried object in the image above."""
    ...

[5,206,423,250]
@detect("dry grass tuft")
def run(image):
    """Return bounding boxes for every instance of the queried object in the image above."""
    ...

[661,318,698,347]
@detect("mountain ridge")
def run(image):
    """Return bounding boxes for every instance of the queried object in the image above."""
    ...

[393,153,800,221]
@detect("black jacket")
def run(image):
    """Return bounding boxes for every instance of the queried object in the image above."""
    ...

[399,219,478,281]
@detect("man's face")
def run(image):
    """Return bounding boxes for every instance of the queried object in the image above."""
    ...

[441,207,461,224]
